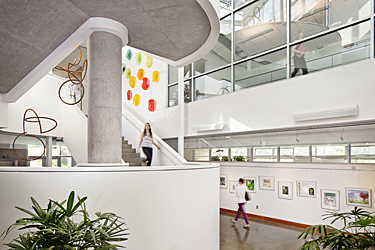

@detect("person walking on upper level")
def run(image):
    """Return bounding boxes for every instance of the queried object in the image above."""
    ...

[291,30,308,77]
[137,123,160,166]
[232,178,250,229]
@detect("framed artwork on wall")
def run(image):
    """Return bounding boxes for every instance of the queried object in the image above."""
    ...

[244,177,257,193]
[321,189,340,210]
[346,188,372,207]
[220,174,228,189]
[296,181,317,198]
[229,180,238,194]
[259,176,275,191]
[278,181,293,200]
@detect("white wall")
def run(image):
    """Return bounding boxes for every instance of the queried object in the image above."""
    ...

[0,101,8,129]
[4,74,65,137]
[0,165,219,250]
[220,163,375,227]
[63,104,87,163]
[121,46,176,139]
[1,73,88,163]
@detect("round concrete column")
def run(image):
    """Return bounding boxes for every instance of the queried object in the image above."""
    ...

[88,31,122,163]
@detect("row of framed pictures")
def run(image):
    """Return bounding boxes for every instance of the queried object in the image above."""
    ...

[220,174,372,210]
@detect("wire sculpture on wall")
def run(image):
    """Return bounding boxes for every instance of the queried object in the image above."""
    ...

[12,109,58,161]
[54,47,88,105]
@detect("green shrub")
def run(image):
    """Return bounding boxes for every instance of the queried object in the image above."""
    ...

[211,155,220,161]
[233,155,245,161]
[1,191,128,249]
[298,207,375,250]
[221,156,229,161]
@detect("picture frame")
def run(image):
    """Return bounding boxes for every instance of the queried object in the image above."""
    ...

[346,187,372,207]
[220,174,228,189]
[259,176,275,191]
[321,189,340,210]
[278,181,293,200]
[244,177,257,193]
[296,181,317,198]
[229,180,238,194]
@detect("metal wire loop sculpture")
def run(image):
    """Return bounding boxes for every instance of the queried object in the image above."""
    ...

[55,46,88,105]
[12,109,58,161]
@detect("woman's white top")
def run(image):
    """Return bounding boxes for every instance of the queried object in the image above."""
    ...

[141,134,153,148]
[236,184,247,203]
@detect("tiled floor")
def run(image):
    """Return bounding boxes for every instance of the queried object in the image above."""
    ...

[220,212,306,250]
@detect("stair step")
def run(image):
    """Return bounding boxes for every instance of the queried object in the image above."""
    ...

[122,140,129,144]
[122,144,132,148]
[124,159,144,164]
[122,152,140,158]
[122,148,136,153]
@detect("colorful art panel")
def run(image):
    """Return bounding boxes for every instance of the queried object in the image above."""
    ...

[346,188,372,207]
[278,181,293,200]
[244,177,256,193]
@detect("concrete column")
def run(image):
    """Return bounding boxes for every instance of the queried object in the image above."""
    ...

[88,31,122,163]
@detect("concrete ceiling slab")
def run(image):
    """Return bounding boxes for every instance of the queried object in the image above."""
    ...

[0,0,216,95]
[0,27,49,93]
[0,0,88,51]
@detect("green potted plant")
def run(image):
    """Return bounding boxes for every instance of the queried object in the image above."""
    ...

[1,191,128,249]
[298,207,375,249]
[221,156,229,161]
[211,155,220,161]
[232,155,245,162]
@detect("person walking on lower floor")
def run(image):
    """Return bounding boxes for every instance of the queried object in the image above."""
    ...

[232,178,250,229]
[137,123,160,166]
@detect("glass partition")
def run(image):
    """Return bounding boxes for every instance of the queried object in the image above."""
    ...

[194,67,232,101]
[211,148,229,161]
[168,81,192,107]
[231,147,249,161]
[312,144,348,163]
[168,0,373,107]
[280,145,309,162]
[234,48,287,90]
[234,0,287,61]
[350,143,375,163]
[253,146,278,162]
[291,21,371,77]
[194,15,232,74]
[168,84,178,107]
[291,0,371,42]
[220,0,232,17]
[168,65,192,85]
[194,149,210,161]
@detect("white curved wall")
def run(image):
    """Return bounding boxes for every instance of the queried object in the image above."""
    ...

[0,165,219,250]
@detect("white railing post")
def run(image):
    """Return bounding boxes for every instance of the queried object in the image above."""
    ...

[178,67,185,157]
